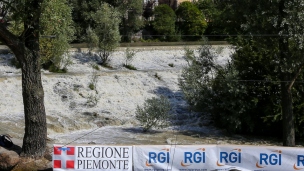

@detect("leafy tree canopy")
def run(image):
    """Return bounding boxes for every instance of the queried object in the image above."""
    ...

[152,4,176,41]
[176,1,207,41]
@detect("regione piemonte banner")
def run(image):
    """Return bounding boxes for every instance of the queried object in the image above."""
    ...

[53,145,132,171]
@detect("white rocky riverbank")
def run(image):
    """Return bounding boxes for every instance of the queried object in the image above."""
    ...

[0,45,287,148]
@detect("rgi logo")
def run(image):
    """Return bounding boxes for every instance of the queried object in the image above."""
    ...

[217,148,241,166]
[146,148,170,166]
[181,148,206,167]
[293,155,304,170]
[256,150,282,168]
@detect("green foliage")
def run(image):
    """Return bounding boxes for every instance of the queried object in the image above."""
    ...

[90,63,100,70]
[194,0,221,37]
[40,0,74,70]
[8,0,75,71]
[168,63,174,67]
[123,47,137,70]
[48,65,68,73]
[135,96,171,132]
[194,0,219,22]
[124,64,137,70]
[219,1,304,143]
[89,83,95,90]
[176,2,207,41]
[180,0,304,142]
[86,65,99,107]
[70,0,143,42]
[85,2,121,65]
[124,47,136,66]
[117,0,144,42]
[152,4,176,41]
[69,0,103,42]
[86,26,99,53]
[180,41,255,133]
[154,73,161,80]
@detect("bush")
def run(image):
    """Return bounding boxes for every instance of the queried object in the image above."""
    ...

[124,47,136,66]
[154,73,161,80]
[123,64,137,70]
[179,39,283,136]
[135,96,171,132]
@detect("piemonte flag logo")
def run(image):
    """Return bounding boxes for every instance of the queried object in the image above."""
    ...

[53,146,76,169]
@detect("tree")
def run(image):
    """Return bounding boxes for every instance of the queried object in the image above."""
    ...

[194,0,219,22]
[69,0,103,42]
[8,0,75,72]
[0,0,47,157]
[193,0,221,37]
[39,0,75,71]
[175,1,207,41]
[152,4,176,41]
[215,0,304,146]
[105,0,144,42]
[135,96,171,132]
[85,2,121,65]
[70,0,143,43]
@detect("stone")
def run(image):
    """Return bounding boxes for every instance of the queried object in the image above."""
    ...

[11,157,51,171]
[0,149,20,171]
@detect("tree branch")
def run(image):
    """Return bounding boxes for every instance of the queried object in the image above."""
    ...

[0,23,24,61]
[288,63,304,90]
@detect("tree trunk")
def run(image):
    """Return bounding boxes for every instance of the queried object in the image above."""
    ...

[0,0,47,158]
[21,0,47,157]
[278,0,295,147]
[20,49,47,157]
[281,75,295,146]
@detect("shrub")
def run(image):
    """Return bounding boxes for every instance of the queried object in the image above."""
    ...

[89,83,95,90]
[135,96,171,132]
[123,64,137,70]
[91,63,100,70]
[154,73,161,80]
[124,47,136,66]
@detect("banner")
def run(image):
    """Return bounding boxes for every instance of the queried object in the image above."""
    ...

[133,145,304,171]
[53,145,132,171]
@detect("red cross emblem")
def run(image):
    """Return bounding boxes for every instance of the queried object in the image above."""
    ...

[53,146,75,169]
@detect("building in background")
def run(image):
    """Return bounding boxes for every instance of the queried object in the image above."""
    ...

[143,0,197,10]
[158,0,196,10]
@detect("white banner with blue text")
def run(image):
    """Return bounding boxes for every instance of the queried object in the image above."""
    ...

[52,145,132,171]
[133,145,304,171]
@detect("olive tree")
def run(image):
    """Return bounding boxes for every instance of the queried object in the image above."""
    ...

[136,96,171,132]
[0,0,47,157]
[8,0,75,72]
[85,2,121,65]
[39,0,75,71]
